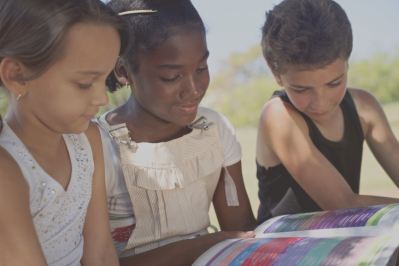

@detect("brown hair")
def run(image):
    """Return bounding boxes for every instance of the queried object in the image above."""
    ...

[0,0,127,85]
[261,0,352,74]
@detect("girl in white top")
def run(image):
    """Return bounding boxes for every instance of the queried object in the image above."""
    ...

[99,0,257,265]
[0,1,124,265]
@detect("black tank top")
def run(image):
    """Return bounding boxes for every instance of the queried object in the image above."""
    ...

[257,90,364,223]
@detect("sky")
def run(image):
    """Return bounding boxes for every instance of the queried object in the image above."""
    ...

[192,0,399,72]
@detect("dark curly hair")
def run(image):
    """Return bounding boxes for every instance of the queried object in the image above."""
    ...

[106,0,205,91]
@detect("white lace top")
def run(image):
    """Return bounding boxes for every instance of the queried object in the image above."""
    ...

[0,122,93,266]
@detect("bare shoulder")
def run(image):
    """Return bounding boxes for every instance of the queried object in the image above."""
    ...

[0,147,27,186]
[349,88,381,111]
[84,121,105,157]
[348,88,384,120]
[85,122,102,144]
[258,96,308,140]
[0,146,29,204]
[348,88,385,131]
[84,122,105,182]
[257,96,311,166]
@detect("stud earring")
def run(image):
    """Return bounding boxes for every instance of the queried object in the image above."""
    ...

[122,81,131,90]
[116,81,130,90]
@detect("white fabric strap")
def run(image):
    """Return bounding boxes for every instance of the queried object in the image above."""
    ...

[224,168,239,206]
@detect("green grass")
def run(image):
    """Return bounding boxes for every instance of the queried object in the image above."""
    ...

[209,102,399,227]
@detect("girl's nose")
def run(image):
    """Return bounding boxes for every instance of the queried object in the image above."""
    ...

[180,75,201,100]
[92,85,109,106]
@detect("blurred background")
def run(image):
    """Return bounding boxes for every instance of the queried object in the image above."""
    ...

[1,0,398,221]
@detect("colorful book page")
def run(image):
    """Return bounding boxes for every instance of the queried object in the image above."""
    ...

[195,235,398,266]
[262,204,399,234]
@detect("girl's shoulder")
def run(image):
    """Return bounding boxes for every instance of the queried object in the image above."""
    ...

[196,106,237,136]
[0,125,28,185]
[83,122,102,167]
[0,146,21,175]
[0,146,29,200]
[85,121,102,144]
[197,106,227,125]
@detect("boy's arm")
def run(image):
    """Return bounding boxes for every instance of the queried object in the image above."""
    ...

[257,97,398,211]
[81,123,119,266]
[0,148,47,266]
[212,161,257,231]
[351,88,399,188]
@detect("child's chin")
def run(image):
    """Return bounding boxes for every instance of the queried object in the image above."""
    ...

[68,123,90,134]
[183,114,199,126]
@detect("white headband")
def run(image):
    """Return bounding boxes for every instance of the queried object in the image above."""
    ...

[118,9,158,16]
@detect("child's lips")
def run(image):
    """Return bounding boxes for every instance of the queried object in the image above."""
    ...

[176,102,199,113]
[311,111,326,116]
[82,113,97,120]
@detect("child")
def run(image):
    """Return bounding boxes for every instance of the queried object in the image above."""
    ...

[0,0,124,265]
[256,0,399,223]
[97,0,256,265]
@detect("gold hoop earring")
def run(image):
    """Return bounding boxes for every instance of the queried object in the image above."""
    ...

[16,94,22,101]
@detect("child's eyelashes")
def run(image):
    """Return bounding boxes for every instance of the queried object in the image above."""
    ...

[197,65,208,72]
[327,81,342,88]
[76,82,93,89]
[160,74,182,82]
[160,66,208,83]
[290,87,308,94]
[289,81,342,93]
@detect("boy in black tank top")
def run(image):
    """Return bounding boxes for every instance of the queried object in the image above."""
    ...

[256,0,399,223]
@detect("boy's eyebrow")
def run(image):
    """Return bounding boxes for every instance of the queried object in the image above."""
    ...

[290,73,345,89]
[158,51,210,69]
[325,73,345,84]
[290,84,312,90]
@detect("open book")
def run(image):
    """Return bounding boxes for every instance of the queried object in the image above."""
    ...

[194,204,399,266]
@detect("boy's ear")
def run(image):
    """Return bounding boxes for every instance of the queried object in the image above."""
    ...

[0,57,28,97]
[114,58,129,85]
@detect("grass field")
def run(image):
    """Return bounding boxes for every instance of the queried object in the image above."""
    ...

[209,102,399,226]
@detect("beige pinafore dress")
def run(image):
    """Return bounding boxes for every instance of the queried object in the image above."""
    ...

[99,114,239,254]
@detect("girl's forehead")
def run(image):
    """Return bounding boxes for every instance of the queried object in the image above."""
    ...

[139,29,207,61]
[50,23,120,73]
[146,25,204,48]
